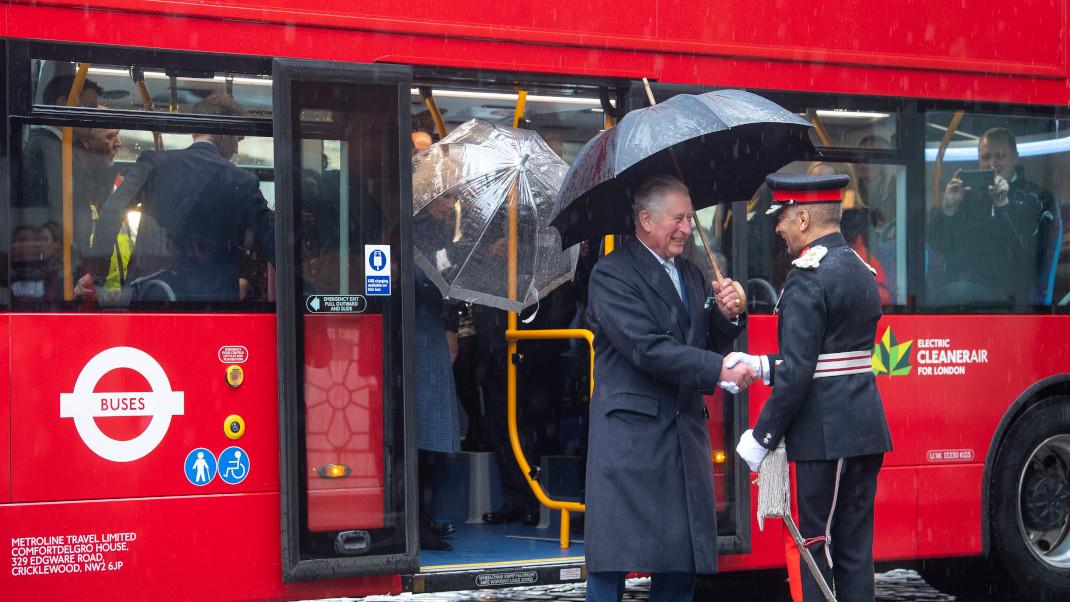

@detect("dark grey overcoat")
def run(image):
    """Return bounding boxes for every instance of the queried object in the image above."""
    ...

[584,236,744,574]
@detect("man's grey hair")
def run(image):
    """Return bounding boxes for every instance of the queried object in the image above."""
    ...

[632,175,689,223]
[786,202,842,227]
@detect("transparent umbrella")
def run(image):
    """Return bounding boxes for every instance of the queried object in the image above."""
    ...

[413,118,578,312]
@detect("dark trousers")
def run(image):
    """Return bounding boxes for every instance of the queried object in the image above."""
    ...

[586,571,694,602]
[795,453,884,602]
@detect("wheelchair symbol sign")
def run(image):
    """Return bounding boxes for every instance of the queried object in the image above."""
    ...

[218,446,250,485]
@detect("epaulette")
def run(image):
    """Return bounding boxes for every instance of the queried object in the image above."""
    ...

[791,245,827,270]
[850,249,879,276]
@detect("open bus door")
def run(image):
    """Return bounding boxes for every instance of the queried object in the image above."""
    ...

[272,58,418,581]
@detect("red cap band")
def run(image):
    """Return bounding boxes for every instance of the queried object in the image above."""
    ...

[772,189,843,203]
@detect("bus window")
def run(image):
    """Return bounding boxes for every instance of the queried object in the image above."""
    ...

[11,120,275,311]
[923,112,1069,312]
[31,60,272,116]
[748,160,908,312]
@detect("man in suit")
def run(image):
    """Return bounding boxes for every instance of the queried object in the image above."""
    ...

[735,173,893,602]
[83,93,274,303]
[584,174,755,602]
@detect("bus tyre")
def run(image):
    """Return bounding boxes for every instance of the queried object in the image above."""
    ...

[990,397,1070,601]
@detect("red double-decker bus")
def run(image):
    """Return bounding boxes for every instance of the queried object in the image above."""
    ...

[2,1,1070,600]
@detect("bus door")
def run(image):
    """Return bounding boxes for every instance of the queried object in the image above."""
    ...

[272,59,417,581]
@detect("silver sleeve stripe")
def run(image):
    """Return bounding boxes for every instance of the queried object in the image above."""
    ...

[813,357,874,371]
[812,365,875,379]
[815,350,872,360]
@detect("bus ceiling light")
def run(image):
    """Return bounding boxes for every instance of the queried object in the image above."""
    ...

[316,464,351,479]
[409,88,600,106]
[925,135,1070,161]
[814,109,891,121]
[87,67,270,86]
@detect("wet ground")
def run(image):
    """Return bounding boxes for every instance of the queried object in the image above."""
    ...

[356,569,972,601]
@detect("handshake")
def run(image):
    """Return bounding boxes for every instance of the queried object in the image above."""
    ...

[718,352,769,394]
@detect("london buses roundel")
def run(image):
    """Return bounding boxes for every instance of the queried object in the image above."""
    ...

[59,346,185,462]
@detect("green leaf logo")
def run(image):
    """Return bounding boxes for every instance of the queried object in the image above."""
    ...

[872,327,913,376]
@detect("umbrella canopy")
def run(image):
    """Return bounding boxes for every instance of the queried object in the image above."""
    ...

[549,89,815,248]
[413,118,578,312]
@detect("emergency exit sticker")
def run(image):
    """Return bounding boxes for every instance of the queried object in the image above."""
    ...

[365,245,391,296]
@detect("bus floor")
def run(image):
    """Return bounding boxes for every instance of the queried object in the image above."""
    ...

[419,520,585,570]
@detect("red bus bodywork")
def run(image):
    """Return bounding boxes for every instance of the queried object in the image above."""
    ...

[3,0,1070,599]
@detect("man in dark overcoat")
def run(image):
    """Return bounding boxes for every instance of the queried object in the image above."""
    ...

[585,175,756,602]
[735,173,893,602]
[83,93,274,303]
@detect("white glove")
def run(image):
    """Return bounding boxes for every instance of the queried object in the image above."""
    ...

[724,352,770,385]
[719,380,740,394]
[736,429,769,472]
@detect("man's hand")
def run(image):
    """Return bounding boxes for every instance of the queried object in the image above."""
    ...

[74,273,96,299]
[711,277,744,319]
[989,174,1010,207]
[736,429,769,472]
[718,355,757,394]
[724,351,768,384]
[942,169,965,216]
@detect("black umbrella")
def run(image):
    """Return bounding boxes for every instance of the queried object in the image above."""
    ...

[549,89,815,249]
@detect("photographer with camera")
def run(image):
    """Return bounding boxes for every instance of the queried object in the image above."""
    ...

[928,127,1060,307]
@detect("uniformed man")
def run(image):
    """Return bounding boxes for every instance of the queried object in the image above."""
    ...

[734,173,893,602]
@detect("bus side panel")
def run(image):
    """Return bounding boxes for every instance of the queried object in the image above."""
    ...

[21,0,1066,79]
[7,5,1070,106]
[8,314,279,502]
[916,464,984,557]
[0,492,399,600]
[872,465,918,560]
[1,315,9,504]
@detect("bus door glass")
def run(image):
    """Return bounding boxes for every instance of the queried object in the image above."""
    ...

[273,59,416,580]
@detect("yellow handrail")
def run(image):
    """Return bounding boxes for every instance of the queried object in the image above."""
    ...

[61,63,91,301]
[505,325,594,548]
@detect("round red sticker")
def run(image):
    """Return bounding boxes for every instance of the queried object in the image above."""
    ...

[218,345,249,364]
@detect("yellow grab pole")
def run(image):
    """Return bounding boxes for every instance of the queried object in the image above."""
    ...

[513,90,527,128]
[420,88,448,141]
[131,68,164,151]
[932,110,966,209]
[603,112,617,255]
[61,63,91,300]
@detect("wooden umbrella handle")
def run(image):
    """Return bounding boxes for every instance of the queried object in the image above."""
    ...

[693,215,747,317]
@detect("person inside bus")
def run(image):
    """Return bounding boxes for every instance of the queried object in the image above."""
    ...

[412,129,462,550]
[82,93,274,305]
[19,75,104,221]
[928,127,1060,307]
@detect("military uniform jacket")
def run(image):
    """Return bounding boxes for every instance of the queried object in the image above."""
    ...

[584,236,744,574]
[754,232,893,462]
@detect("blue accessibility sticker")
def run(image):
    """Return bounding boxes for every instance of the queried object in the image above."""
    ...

[218,446,250,485]
[184,448,217,486]
[365,245,392,296]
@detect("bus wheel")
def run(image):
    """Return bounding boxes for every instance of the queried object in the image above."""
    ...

[991,397,1070,601]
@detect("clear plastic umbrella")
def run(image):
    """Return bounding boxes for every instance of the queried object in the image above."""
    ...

[413,118,578,312]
